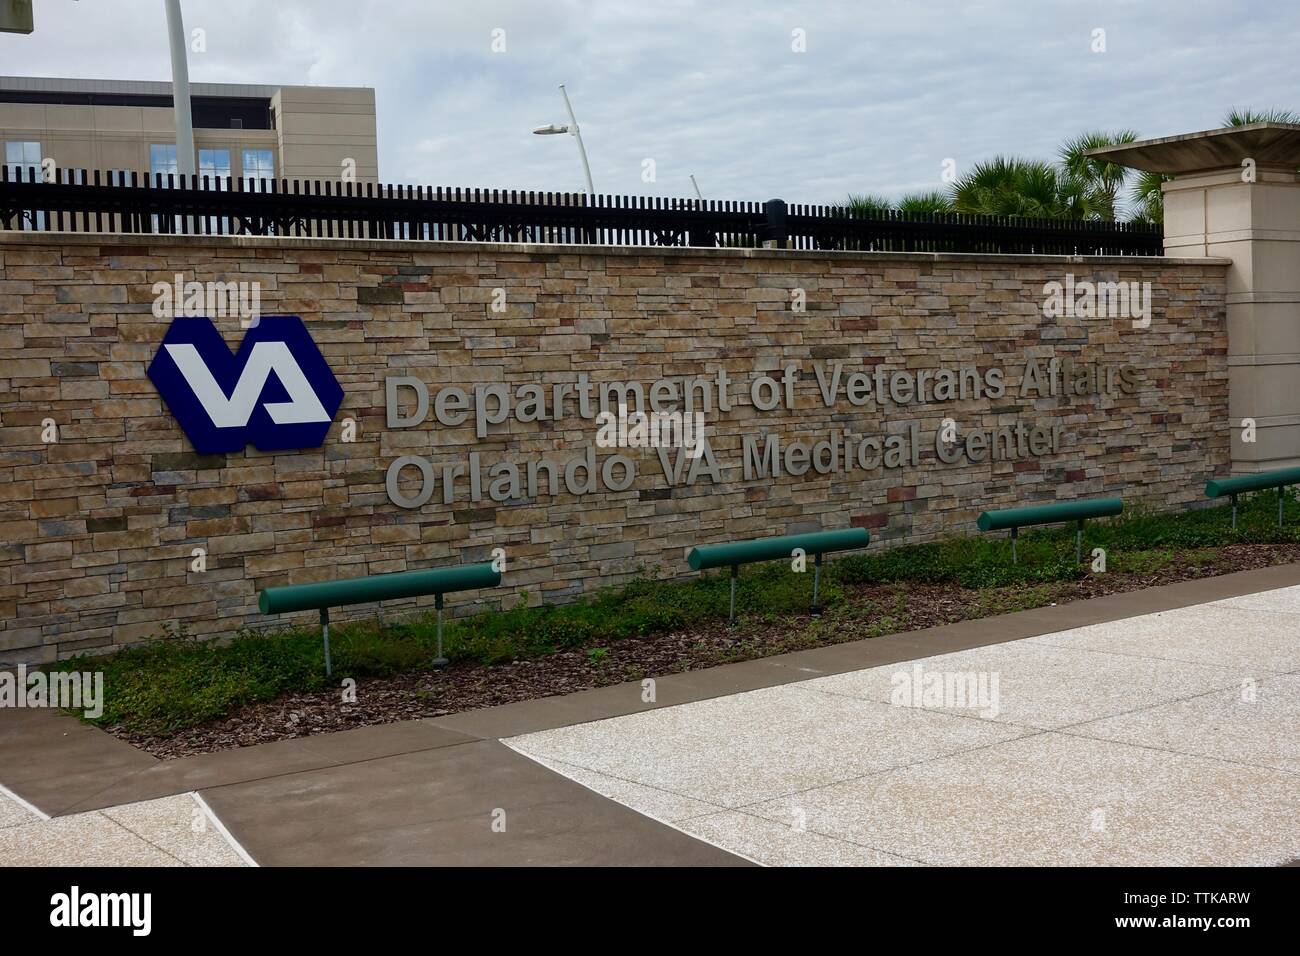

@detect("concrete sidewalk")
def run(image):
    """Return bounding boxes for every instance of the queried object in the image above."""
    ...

[2,563,1298,866]
[0,788,250,866]
[0,717,748,867]
[505,585,1300,866]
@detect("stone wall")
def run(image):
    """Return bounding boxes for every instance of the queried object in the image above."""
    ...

[0,233,1229,663]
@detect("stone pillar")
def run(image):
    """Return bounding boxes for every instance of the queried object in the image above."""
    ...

[1091,125,1300,472]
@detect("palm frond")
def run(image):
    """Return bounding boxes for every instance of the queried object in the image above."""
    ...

[897,190,953,214]
[844,193,895,216]
[1224,107,1300,127]
[1129,170,1170,224]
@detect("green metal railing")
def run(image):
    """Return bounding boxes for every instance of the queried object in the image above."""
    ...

[259,563,502,675]
[1205,466,1300,529]
[687,528,871,624]
[977,497,1123,563]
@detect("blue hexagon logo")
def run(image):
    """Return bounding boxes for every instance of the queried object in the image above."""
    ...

[147,316,344,454]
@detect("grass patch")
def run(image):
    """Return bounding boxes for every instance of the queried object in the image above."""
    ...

[49,490,1300,737]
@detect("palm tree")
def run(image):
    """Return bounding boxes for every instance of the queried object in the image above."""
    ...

[947,130,1140,220]
[845,116,1295,225]
[844,193,894,216]
[1058,130,1140,220]
[950,157,1084,218]
[1224,108,1300,126]
[1129,170,1170,225]
[845,190,951,218]
[897,190,952,214]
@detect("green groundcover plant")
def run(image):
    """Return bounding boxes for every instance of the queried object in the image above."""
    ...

[48,492,1300,737]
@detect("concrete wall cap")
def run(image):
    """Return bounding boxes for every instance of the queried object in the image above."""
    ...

[1086,123,1300,175]
[0,230,1232,267]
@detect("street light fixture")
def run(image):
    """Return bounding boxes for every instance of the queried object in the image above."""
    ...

[532,84,595,198]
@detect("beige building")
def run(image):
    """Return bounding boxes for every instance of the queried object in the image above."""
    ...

[0,75,378,185]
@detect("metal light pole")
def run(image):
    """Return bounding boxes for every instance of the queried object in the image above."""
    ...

[690,174,703,200]
[164,0,196,179]
[532,84,594,198]
[558,85,593,197]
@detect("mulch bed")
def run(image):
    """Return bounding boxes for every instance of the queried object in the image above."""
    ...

[116,544,1300,759]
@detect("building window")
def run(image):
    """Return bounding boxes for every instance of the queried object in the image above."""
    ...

[149,143,179,181]
[199,148,231,183]
[149,144,181,232]
[198,149,232,232]
[242,148,274,190]
[4,140,42,176]
[4,141,44,229]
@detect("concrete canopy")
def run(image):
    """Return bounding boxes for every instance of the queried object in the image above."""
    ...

[1085,123,1300,174]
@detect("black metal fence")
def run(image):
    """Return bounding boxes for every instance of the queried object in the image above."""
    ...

[0,166,1165,255]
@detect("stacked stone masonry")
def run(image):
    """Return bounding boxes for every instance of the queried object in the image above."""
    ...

[0,234,1229,663]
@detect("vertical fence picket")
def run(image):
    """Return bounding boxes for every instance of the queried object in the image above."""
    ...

[52,166,65,232]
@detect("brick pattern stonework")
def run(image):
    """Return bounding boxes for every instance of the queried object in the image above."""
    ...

[0,234,1229,663]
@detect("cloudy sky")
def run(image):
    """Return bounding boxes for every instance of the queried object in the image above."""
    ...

[3,0,1298,204]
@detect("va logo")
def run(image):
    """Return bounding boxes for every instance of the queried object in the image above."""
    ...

[148,316,343,454]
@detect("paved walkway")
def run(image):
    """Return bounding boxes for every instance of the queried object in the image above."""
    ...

[0,694,748,867]
[2,564,1298,866]
[505,585,1300,866]
[0,788,250,866]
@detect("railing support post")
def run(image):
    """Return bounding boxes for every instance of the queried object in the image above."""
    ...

[729,565,738,628]
[1281,488,1286,529]
[1010,526,1018,564]
[433,592,449,669]
[1076,519,1085,564]
[1232,493,1238,531]
[811,552,823,618]
[320,607,332,678]
[762,198,788,248]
